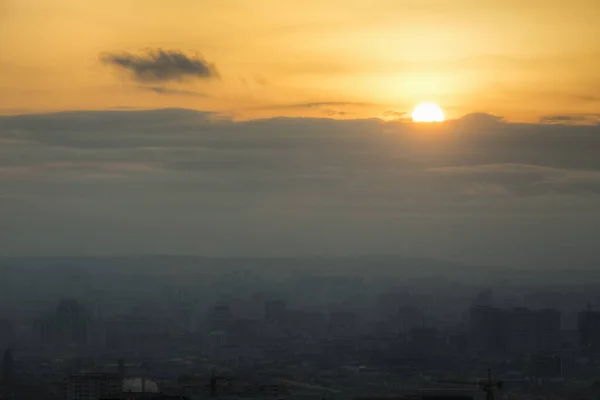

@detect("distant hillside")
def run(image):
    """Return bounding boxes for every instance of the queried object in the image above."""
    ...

[1,254,599,286]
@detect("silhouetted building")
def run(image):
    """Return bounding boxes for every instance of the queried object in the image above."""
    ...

[0,320,14,349]
[286,310,326,339]
[506,307,561,354]
[101,394,187,400]
[2,348,14,384]
[469,306,506,353]
[536,309,561,352]
[448,331,468,353]
[472,289,493,308]
[506,307,537,354]
[32,300,90,347]
[417,388,478,400]
[398,306,421,335]
[207,330,226,359]
[578,309,600,352]
[0,267,14,318]
[65,373,122,400]
[1,348,15,400]
[410,327,440,355]
[55,299,90,345]
[530,354,563,378]
[207,303,232,332]
[470,306,561,355]
[104,316,160,351]
[118,359,125,382]
[265,300,287,326]
[33,315,54,345]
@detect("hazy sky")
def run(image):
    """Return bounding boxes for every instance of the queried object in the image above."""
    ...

[2,0,600,120]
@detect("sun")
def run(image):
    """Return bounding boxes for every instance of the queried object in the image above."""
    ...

[412,102,445,123]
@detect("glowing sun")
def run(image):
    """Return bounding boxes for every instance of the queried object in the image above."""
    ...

[412,102,445,123]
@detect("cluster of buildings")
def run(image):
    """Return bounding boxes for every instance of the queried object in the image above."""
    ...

[7,282,600,400]
[468,304,600,357]
[468,306,561,354]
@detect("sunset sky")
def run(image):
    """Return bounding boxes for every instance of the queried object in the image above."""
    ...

[2,1,600,264]
[2,0,599,121]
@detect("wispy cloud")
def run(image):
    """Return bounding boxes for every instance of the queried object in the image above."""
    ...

[539,114,600,125]
[274,101,375,109]
[142,86,208,97]
[381,110,406,119]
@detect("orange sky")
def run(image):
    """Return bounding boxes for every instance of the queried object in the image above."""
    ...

[1,0,599,121]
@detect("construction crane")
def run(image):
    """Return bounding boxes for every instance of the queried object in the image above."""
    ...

[437,369,503,400]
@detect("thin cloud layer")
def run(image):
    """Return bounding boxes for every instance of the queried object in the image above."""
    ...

[540,114,600,125]
[142,86,208,97]
[100,49,219,83]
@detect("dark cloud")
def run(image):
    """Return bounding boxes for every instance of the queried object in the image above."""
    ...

[142,86,208,97]
[2,109,600,264]
[100,49,218,83]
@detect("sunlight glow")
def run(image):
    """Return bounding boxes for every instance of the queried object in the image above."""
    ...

[412,103,445,123]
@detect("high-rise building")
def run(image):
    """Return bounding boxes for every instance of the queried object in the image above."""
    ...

[578,309,600,352]
[117,359,125,382]
[286,310,326,339]
[470,305,561,355]
[265,300,287,326]
[0,267,14,318]
[33,315,55,345]
[472,289,493,308]
[505,307,561,354]
[55,299,90,345]
[208,303,233,332]
[410,327,440,355]
[398,306,421,335]
[536,309,561,353]
[530,354,563,378]
[506,307,537,354]
[468,306,506,353]
[64,374,122,400]
[2,349,14,385]
[0,320,14,350]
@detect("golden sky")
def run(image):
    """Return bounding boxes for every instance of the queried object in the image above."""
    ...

[1,0,599,121]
